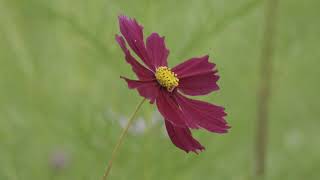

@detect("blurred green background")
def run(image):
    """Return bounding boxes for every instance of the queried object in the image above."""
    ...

[0,0,319,179]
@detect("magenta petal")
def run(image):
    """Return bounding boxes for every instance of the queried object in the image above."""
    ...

[121,77,159,103]
[175,93,230,133]
[178,72,219,96]
[155,90,187,127]
[118,16,154,71]
[116,35,154,80]
[165,120,205,153]
[172,55,215,78]
[146,33,169,68]
[172,55,220,96]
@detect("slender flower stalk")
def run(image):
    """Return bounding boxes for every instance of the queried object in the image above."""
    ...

[255,0,279,178]
[102,98,146,180]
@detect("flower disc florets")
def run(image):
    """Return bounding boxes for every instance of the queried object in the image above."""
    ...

[155,66,179,92]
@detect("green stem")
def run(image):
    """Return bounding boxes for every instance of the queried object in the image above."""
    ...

[102,98,146,180]
[255,0,279,178]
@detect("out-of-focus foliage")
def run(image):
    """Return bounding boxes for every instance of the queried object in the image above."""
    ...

[0,0,319,179]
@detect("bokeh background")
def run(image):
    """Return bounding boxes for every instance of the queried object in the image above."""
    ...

[0,0,319,179]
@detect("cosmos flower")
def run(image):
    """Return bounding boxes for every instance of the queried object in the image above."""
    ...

[116,15,230,153]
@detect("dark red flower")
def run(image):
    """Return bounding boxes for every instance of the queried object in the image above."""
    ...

[116,15,230,153]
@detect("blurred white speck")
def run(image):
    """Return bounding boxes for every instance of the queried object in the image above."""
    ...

[119,116,147,135]
[151,111,162,125]
[107,108,166,136]
[131,117,147,135]
[284,129,303,150]
[105,108,117,123]
[119,116,127,127]
[150,111,168,137]
[161,124,169,137]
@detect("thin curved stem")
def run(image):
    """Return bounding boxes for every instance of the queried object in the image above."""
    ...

[102,98,146,180]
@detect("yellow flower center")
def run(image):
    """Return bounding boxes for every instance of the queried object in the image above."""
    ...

[155,66,179,92]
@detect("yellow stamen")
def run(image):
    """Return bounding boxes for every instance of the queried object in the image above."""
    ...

[155,66,179,92]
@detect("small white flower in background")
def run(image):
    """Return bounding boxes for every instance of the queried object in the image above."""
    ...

[150,111,168,137]
[105,108,118,123]
[151,110,162,125]
[131,117,147,135]
[118,115,128,127]
[284,129,303,150]
[107,108,165,136]
[119,116,147,135]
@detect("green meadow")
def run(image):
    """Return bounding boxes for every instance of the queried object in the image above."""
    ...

[0,0,319,179]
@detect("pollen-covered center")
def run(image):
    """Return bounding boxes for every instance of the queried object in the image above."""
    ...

[155,66,179,92]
